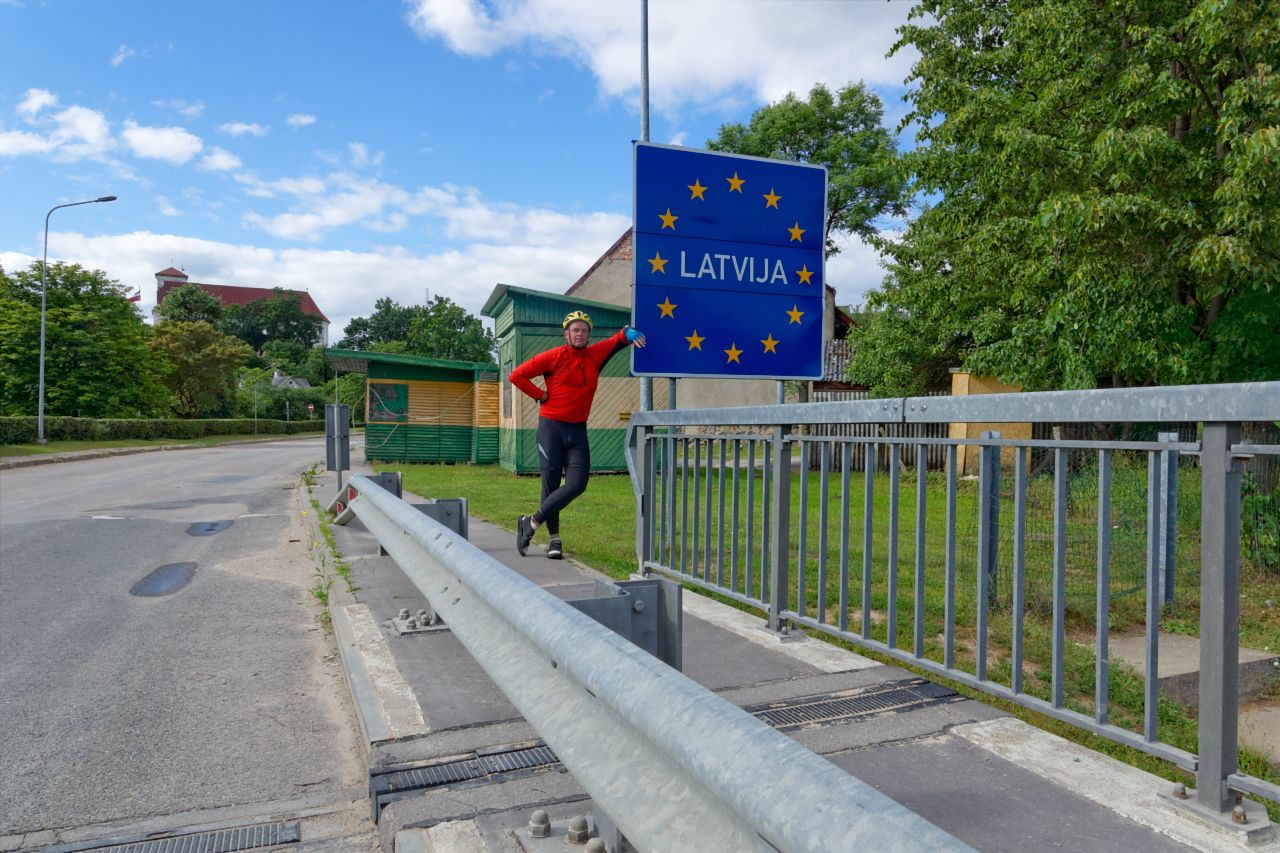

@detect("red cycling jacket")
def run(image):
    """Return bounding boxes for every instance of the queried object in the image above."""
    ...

[509,328,630,423]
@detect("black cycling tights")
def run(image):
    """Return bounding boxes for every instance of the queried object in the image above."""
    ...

[535,418,590,535]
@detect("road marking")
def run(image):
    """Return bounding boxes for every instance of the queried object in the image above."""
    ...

[90,515,128,520]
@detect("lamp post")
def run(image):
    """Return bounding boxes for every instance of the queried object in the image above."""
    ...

[37,195,117,443]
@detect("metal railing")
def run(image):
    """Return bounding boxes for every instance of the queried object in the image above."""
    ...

[626,382,1280,820]
[344,474,971,853]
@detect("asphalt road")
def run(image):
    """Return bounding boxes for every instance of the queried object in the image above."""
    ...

[0,439,365,842]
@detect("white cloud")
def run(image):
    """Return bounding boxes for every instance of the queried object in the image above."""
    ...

[18,88,57,117]
[121,120,203,164]
[111,45,136,67]
[2,98,116,161]
[1,220,629,333]
[406,0,917,112]
[243,173,409,241]
[286,113,316,127]
[825,231,892,309]
[155,195,181,216]
[219,121,268,137]
[199,146,242,171]
[348,142,384,168]
[0,129,56,156]
[153,98,206,118]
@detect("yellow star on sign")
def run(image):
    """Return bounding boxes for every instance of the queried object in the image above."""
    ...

[786,305,804,324]
[657,297,677,318]
[659,208,679,230]
[761,334,779,354]
[724,342,743,363]
[688,179,707,200]
[685,329,704,350]
[787,222,806,242]
[796,264,814,285]
[648,252,668,274]
[763,188,781,209]
[726,172,745,193]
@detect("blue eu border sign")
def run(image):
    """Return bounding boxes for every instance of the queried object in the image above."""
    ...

[631,142,826,380]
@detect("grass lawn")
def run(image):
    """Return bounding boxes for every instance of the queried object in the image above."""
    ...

[392,460,1279,817]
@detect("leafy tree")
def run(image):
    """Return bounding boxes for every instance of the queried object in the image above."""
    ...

[852,0,1280,394]
[234,366,328,421]
[151,321,254,417]
[708,82,909,256]
[260,340,331,386]
[219,288,322,351]
[157,283,222,324]
[338,297,420,349]
[407,295,496,363]
[0,262,167,417]
[340,295,495,362]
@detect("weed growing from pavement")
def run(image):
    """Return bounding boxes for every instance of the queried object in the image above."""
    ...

[299,467,353,633]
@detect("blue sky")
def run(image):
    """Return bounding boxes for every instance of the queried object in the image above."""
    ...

[0,0,919,336]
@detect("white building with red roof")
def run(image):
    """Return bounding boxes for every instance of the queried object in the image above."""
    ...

[152,267,330,346]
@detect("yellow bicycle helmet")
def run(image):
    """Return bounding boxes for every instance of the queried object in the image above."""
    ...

[562,310,593,330]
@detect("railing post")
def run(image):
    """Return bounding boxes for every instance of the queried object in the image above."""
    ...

[635,424,653,572]
[1157,431,1179,606]
[1197,422,1243,814]
[768,425,791,632]
[977,430,1002,608]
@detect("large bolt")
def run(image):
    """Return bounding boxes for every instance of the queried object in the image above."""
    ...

[417,609,429,622]
[1232,804,1248,824]
[632,599,645,613]
[567,815,590,844]
[405,617,417,629]
[397,608,410,620]
[584,840,606,853]
[1171,783,1188,800]
[528,809,550,838]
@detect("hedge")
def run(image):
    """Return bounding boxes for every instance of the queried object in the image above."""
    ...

[0,416,327,445]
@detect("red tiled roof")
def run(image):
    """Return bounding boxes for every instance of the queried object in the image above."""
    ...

[156,280,329,323]
[156,266,187,278]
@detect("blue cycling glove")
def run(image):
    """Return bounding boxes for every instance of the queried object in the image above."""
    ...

[625,327,644,343]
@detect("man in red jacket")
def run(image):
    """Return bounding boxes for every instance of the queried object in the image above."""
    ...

[508,310,646,558]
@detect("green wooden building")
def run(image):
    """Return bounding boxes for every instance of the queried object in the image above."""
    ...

[481,285,667,474]
[324,349,499,464]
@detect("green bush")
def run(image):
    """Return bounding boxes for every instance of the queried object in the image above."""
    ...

[0,416,325,444]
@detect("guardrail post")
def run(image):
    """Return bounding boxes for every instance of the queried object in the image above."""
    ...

[1197,421,1243,814]
[768,425,791,632]
[1157,431,1179,606]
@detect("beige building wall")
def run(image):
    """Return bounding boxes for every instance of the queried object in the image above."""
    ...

[567,230,832,409]
[948,370,1033,475]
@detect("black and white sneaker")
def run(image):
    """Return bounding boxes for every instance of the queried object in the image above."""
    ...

[516,515,535,556]
[547,538,563,560]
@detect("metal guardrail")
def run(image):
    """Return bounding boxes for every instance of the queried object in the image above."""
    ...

[344,474,972,853]
[626,381,1280,823]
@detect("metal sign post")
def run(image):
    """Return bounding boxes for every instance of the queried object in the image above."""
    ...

[325,404,350,492]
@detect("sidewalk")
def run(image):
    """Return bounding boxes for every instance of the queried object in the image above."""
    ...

[0,433,324,470]
[311,462,1274,853]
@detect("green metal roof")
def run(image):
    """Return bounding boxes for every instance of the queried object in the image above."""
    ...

[324,348,496,375]
[480,283,631,320]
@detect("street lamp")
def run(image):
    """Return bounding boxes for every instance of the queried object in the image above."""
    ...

[37,195,117,443]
